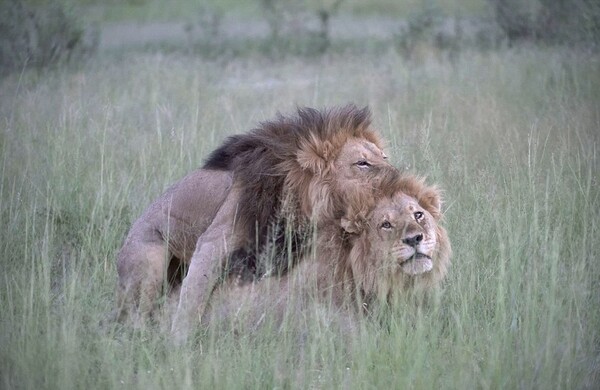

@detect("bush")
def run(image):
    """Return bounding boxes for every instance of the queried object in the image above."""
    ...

[394,3,505,63]
[394,3,449,61]
[490,0,600,46]
[259,0,344,56]
[0,0,97,74]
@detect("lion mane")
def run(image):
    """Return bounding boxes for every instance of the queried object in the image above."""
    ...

[202,105,387,275]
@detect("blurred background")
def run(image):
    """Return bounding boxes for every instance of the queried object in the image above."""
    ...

[2,0,599,72]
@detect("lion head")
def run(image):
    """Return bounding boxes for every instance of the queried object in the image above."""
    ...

[227,105,392,221]
[288,106,391,220]
[334,172,452,302]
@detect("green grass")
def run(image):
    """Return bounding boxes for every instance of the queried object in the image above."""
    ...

[1,42,599,388]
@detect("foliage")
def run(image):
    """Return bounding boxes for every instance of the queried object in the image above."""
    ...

[0,0,98,74]
[394,2,506,62]
[259,0,345,56]
[490,0,600,45]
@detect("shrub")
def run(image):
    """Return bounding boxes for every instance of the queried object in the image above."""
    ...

[393,3,505,62]
[183,5,225,57]
[394,3,446,61]
[0,0,97,74]
[490,0,600,46]
[259,0,345,56]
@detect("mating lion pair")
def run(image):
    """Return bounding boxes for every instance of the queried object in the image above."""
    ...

[116,105,451,342]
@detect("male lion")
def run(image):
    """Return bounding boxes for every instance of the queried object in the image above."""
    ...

[201,170,451,331]
[115,105,393,340]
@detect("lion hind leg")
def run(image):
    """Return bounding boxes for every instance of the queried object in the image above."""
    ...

[170,186,244,344]
[117,241,169,326]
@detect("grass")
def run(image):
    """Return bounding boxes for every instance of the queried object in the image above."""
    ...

[1,35,599,389]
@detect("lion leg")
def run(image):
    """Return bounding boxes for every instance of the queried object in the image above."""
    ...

[170,186,244,344]
[116,239,169,326]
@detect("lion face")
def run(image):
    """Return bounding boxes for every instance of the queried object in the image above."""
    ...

[334,138,389,182]
[369,192,438,276]
[297,135,392,222]
[341,181,450,297]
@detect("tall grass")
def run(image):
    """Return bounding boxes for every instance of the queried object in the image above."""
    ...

[1,46,598,388]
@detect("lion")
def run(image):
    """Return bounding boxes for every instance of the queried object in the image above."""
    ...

[201,170,451,332]
[115,105,394,340]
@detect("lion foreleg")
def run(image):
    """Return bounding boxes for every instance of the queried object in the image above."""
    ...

[170,186,243,344]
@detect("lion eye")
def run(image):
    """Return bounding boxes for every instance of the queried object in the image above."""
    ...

[355,160,371,168]
[381,221,392,229]
[414,211,424,221]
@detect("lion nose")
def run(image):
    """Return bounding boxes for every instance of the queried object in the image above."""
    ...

[403,233,423,247]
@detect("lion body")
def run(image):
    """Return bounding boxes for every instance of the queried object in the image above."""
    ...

[202,172,451,331]
[115,106,394,340]
[119,169,233,262]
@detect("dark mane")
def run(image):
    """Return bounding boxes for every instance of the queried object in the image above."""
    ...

[202,105,378,276]
[203,105,373,171]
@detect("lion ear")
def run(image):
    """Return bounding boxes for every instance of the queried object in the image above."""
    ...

[297,138,334,174]
[341,217,361,234]
[297,148,325,174]
[420,187,443,220]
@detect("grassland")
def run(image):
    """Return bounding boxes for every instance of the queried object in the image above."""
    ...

[1,4,599,388]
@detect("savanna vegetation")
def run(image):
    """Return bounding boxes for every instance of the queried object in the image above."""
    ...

[1,0,599,388]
